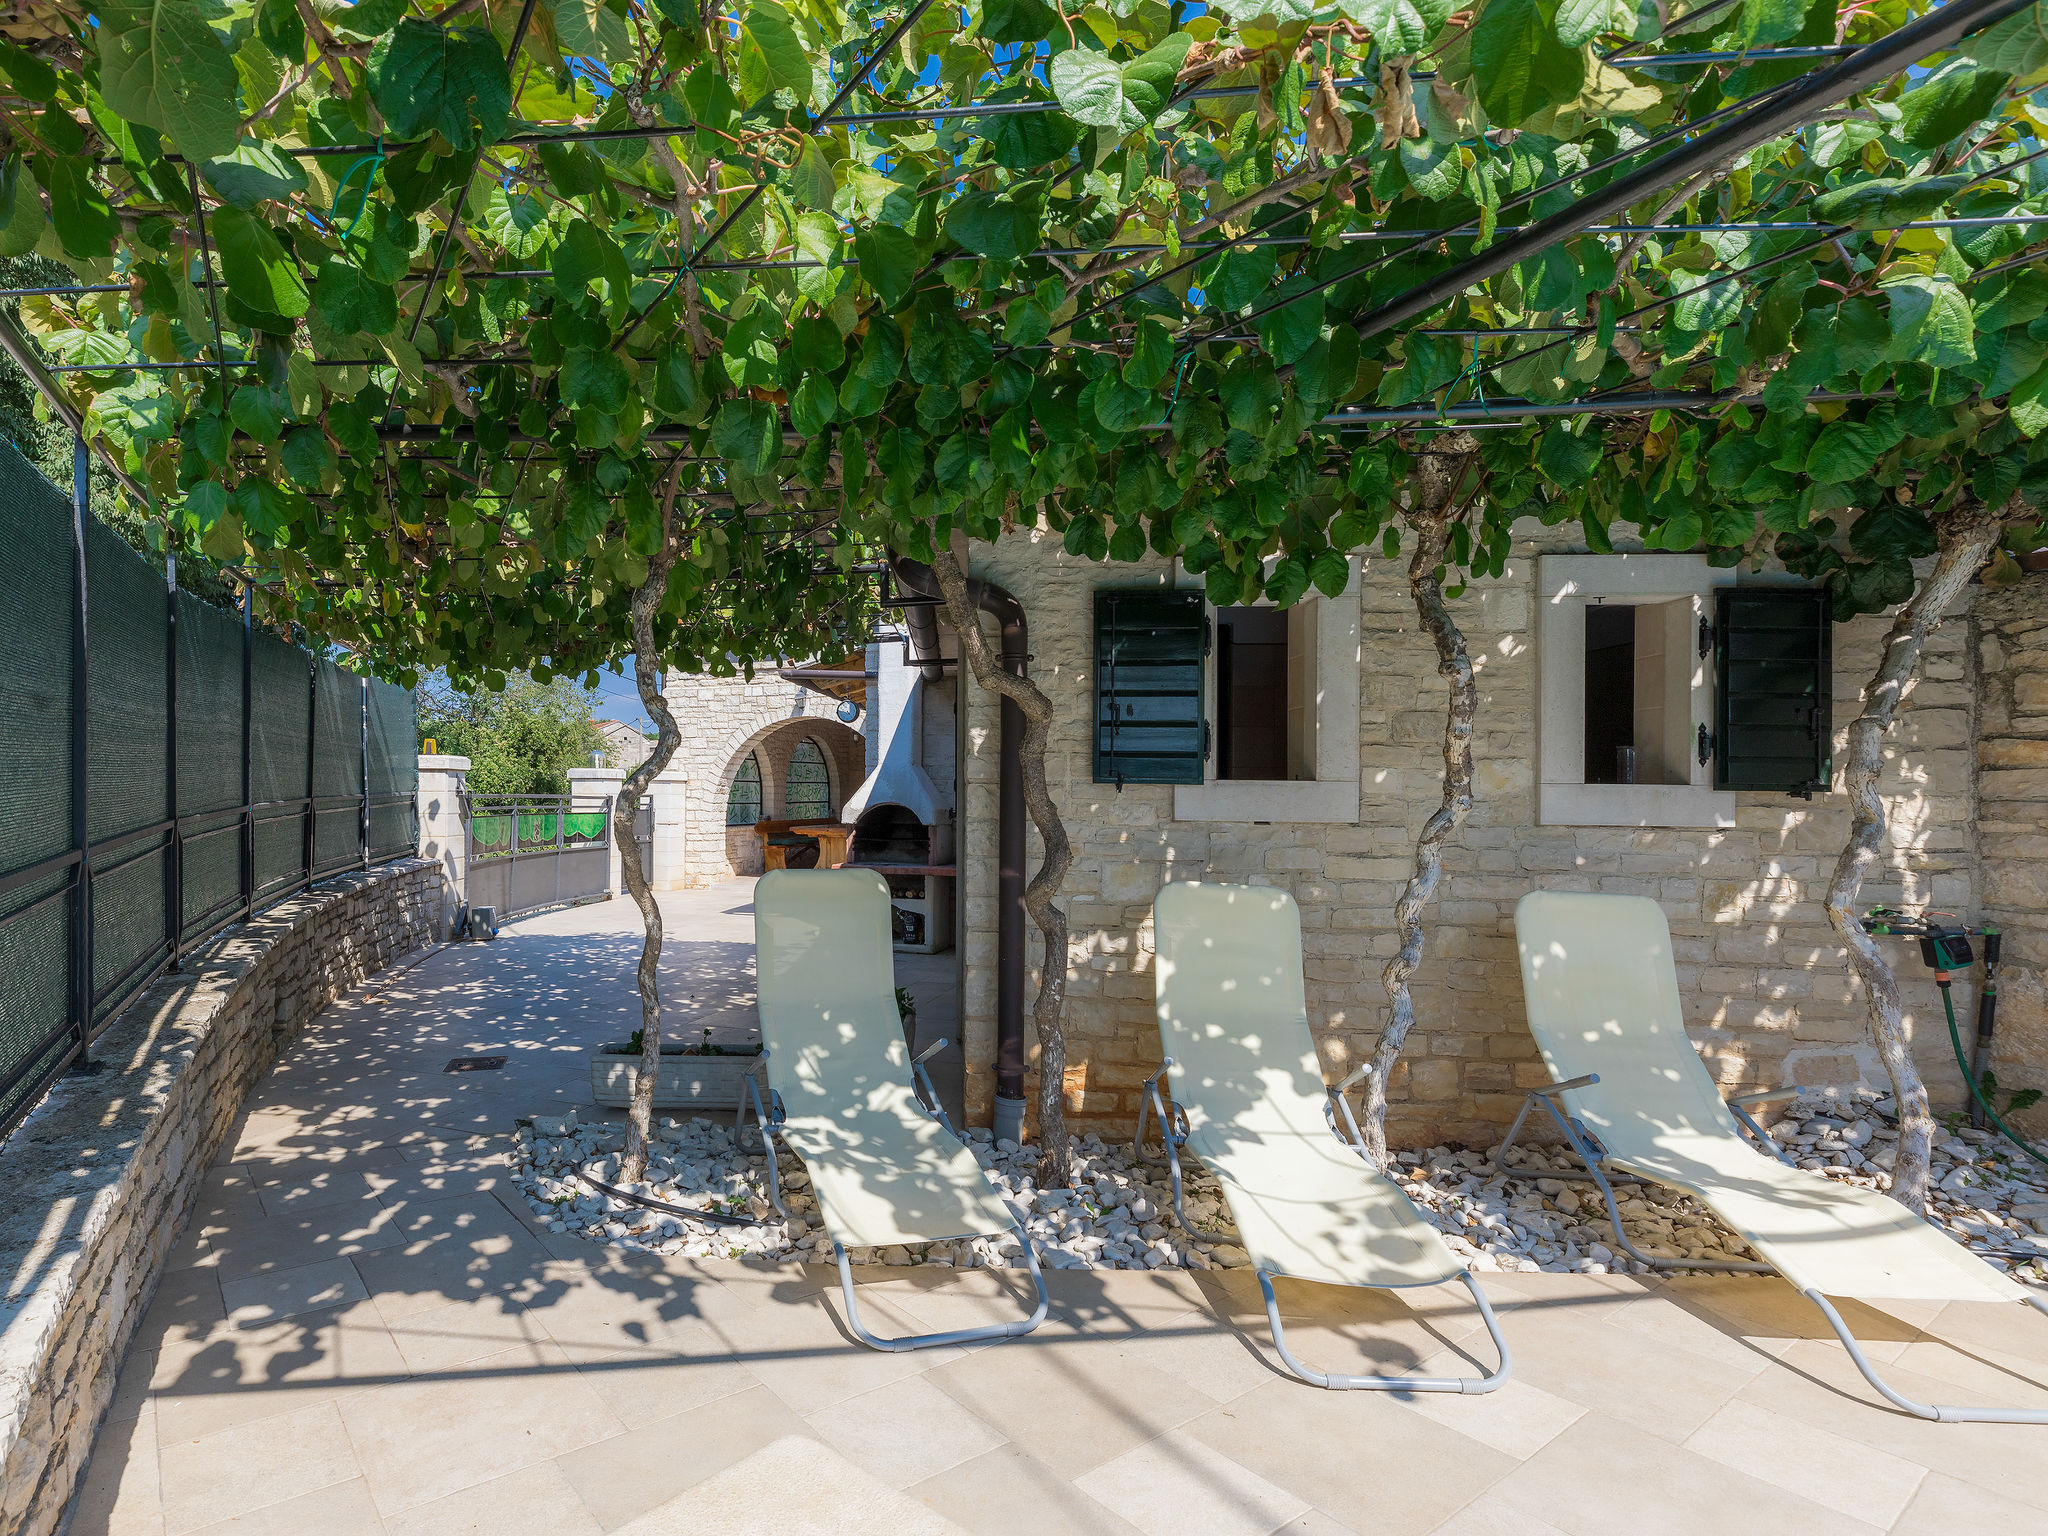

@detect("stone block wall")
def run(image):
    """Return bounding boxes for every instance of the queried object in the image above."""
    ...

[955,526,2001,1146]
[0,859,442,1536]
[1975,582,2048,1136]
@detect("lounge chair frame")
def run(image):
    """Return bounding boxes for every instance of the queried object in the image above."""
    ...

[735,1043,1050,1354]
[1498,1074,2048,1422]
[1138,1060,1512,1395]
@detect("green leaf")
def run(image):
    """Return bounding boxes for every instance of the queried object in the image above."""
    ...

[1811,173,1972,230]
[554,0,635,66]
[982,0,1057,45]
[1309,548,1350,598]
[1348,0,1455,53]
[1881,274,1976,369]
[1120,33,1193,124]
[199,142,308,209]
[853,225,919,308]
[1050,48,1129,133]
[786,138,838,213]
[0,159,41,257]
[1399,137,1462,202]
[97,0,242,162]
[0,39,57,102]
[1974,268,2048,332]
[740,1,811,102]
[1966,4,2048,79]
[327,0,409,37]
[1551,0,1623,47]
[562,348,631,414]
[552,218,628,297]
[1470,0,1585,129]
[1849,503,1937,561]
[1896,61,2011,152]
[713,398,781,475]
[280,426,335,490]
[1124,319,1174,389]
[1722,0,1807,48]
[1257,285,1326,367]
[228,383,284,443]
[36,158,119,258]
[312,259,398,333]
[945,184,1044,261]
[209,205,309,318]
[1805,405,1904,484]
[1265,556,1311,607]
[1673,279,1743,334]
[1538,422,1602,485]
[2008,357,2048,436]
[368,18,513,153]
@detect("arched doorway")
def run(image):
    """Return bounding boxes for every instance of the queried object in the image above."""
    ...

[712,718,866,879]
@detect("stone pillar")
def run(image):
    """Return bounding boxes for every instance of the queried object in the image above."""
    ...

[416,754,469,938]
[650,765,690,890]
[568,766,627,895]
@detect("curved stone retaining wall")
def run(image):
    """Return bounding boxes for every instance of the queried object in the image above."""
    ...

[0,859,443,1536]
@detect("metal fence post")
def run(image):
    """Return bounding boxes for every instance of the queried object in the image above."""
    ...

[241,584,253,920]
[165,551,182,971]
[359,678,370,869]
[303,658,317,891]
[66,436,95,1071]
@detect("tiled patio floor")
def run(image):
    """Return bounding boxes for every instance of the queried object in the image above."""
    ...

[70,885,2048,1535]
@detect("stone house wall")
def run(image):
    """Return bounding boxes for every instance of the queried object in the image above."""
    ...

[0,859,442,1536]
[951,526,2027,1146]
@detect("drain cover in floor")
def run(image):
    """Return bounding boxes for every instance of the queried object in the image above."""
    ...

[443,1055,507,1073]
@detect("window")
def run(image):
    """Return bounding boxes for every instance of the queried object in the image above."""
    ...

[785,738,831,819]
[726,753,762,826]
[1093,589,1208,786]
[1714,587,1833,795]
[1538,554,1735,827]
[1216,604,1319,781]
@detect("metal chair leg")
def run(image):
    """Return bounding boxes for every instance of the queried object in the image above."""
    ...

[1256,1270,1512,1394]
[832,1225,1051,1353]
[1803,1289,2048,1424]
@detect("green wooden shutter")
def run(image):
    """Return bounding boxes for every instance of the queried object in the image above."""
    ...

[1714,587,1833,796]
[1095,589,1208,786]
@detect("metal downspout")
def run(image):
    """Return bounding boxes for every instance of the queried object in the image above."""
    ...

[889,555,1029,1142]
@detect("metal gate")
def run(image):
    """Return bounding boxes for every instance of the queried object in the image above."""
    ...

[466,793,615,922]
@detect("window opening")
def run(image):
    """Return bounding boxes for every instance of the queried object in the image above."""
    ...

[1582,600,1695,787]
[784,738,830,819]
[726,753,762,825]
[1216,604,1318,782]
[1583,604,1636,784]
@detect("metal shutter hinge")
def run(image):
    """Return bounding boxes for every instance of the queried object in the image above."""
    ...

[1697,724,1715,766]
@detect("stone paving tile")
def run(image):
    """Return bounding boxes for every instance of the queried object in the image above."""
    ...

[350,1194,554,1323]
[550,1384,809,1530]
[1680,1399,1926,1527]
[1181,1377,1514,1536]
[1890,1468,2048,1532]
[219,1255,369,1328]
[338,1339,625,1520]
[381,1463,602,1536]
[1485,1413,1882,1536]
[1076,1429,1310,1536]
[183,1477,385,1535]
[156,1399,363,1535]
[803,1373,1008,1488]
[907,1444,1143,1536]
[201,1196,407,1285]
[151,1298,407,1443]
[1424,1495,1572,1536]
[67,1401,161,1536]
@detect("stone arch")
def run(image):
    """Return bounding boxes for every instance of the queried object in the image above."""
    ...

[654,671,870,886]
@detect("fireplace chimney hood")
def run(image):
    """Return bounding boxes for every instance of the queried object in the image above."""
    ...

[841,640,942,825]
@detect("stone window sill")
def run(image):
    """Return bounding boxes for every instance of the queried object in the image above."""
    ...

[1172,779,1359,825]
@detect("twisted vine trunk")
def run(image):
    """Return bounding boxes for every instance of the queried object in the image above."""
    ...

[617,473,685,1184]
[930,549,1078,1189]
[1363,434,1480,1165]
[1823,497,2011,1214]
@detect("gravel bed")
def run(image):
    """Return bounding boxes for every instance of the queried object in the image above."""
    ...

[510,1090,2048,1286]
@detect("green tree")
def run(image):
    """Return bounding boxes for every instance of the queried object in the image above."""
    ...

[420,671,605,795]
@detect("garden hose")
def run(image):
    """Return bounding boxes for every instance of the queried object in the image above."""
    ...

[569,1166,782,1228]
[1935,978,2048,1174]
[1864,907,2048,1171]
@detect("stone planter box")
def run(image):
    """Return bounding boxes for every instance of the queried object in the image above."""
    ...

[590,1045,765,1110]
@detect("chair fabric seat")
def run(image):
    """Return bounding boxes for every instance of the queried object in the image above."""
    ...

[1515,890,2029,1306]
[756,868,1016,1249]
[1156,882,1466,1290]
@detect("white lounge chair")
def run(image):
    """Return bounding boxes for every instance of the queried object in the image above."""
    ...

[747,867,1047,1351]
[1144,881,1512,1393]
[1512,889,2048,1423]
